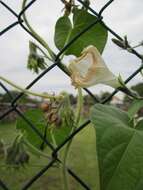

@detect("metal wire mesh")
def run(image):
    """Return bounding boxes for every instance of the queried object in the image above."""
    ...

[0,0,143,189]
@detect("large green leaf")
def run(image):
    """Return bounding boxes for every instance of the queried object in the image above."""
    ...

[54,9,108,56]
[90,104,143,190]
[16,109,51,149]
[135,179,143,190]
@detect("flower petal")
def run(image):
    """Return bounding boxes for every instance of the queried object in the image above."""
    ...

[68,45,120,88]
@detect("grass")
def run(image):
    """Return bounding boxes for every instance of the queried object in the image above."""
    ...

[0,121,99,190]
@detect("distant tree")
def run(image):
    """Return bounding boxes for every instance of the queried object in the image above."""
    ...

[0,90,37,103]
[69,94,76,105]
[131,83,143,96]
[123,83,143,106]
[1,91,20,102]
[99,92,112,104]
[83,94,99,106]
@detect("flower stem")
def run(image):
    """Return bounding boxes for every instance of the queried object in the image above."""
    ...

[62,88,83,190]
[22,0,72,76]
[119,86,143,100]
[75,88,83,124]
[22,0,55,60]
[22,0,72,77]
[50,128,57,148]
[24,139,51,159]
[34,43,53,61]
[118,75,143,99]
[0,76,63,100]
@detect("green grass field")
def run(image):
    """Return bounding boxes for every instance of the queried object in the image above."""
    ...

[0,122,99,190]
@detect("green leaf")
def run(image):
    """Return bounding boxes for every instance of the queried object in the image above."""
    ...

[90,104,143,190]
[52,125,73,146]
[16,109,50,149]
[54,9,108,56]
[128,99,143,118]
[54,16,72,50]
[135,179,143,190]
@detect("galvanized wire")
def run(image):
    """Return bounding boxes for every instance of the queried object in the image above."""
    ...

[0,0,143,189]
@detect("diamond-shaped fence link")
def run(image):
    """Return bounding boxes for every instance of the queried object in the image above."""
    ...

[0,0,143,189]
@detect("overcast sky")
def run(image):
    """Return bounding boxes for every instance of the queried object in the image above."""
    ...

[0,0,143,96]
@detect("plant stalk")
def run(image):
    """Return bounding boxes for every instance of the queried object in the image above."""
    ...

[0,76,63,100]
[22,0,55,60]
[62,87,83,190]
[24,139,51,159]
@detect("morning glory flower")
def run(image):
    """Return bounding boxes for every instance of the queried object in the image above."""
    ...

[68,45,120,88]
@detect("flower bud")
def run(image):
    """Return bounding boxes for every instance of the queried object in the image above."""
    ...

[68,45,120,88]
[40,102,51,112]
[27,41,47,74]
[6,136,29,168]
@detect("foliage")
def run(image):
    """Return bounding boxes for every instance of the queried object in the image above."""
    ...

[16,95,75,149]
[0,90,37,103]
[99,92,112,103]
[83,94,97,106]
[83,92,111,106]
[131,83,143,96]
[90,104,143,190]
[123,94,133,105]
[27,41,47,73]
[123,83,143,118]
[0,122,97,190]
[128,99,143,118]
[0,91,26,103]
[16,109,48,149]
[6,135,29,168]
[123,83,143,104]
[54,8,108,56]
[1,0,143,189]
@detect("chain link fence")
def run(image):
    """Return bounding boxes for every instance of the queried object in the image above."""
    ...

[0,0,143,189]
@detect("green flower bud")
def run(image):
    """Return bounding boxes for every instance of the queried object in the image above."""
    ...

[27,41,47,74]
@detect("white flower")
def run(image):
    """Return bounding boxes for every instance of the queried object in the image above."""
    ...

[68,45,120,88]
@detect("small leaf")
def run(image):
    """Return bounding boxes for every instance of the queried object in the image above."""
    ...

[54,9,108,56]
[16,109,51,149]
[90,104,143,190]
[54,16,72,50]
[6,135,29,167]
